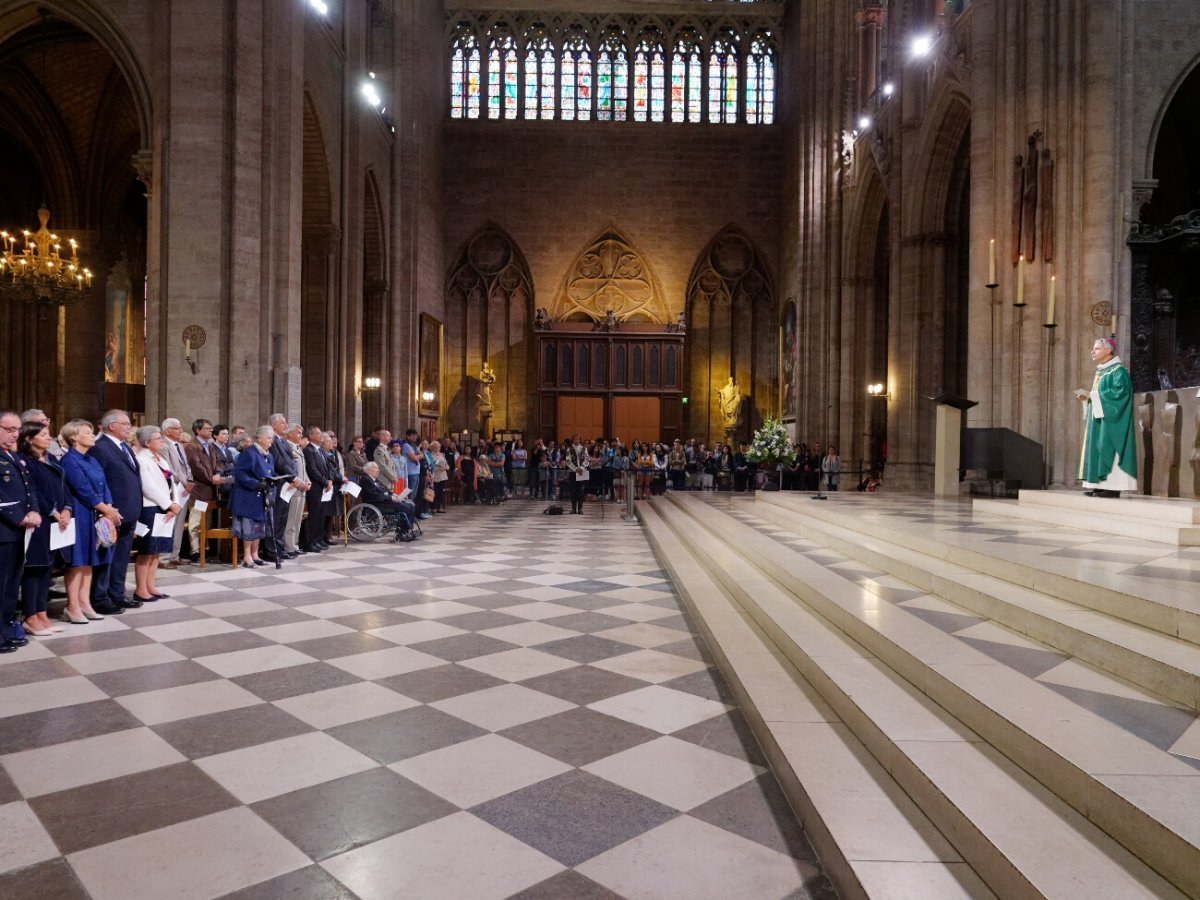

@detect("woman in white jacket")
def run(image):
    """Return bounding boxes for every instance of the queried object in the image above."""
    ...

[133,426,182,601]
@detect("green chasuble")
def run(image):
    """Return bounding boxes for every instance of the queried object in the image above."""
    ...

[1079,356,1138,486]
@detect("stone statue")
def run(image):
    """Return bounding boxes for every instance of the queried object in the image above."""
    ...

[534,307,552,331]
[477,361,496,418]
[594,309,617,332]
[719,376,743,434]
[667,311,687,334]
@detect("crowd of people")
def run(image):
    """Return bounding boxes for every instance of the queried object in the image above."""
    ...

[0,405,881,654]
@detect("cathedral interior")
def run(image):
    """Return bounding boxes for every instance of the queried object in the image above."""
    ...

[1,2,1199,899]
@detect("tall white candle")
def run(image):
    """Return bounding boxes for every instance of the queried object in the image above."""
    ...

[1016,255,1025,305]
[988,239,996,285]
[1046,275,1055,325]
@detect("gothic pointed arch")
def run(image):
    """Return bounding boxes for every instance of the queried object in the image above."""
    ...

[445,223,535,433]
[685,225,775,442]
[550,227,669,324]
[361,169,387,430]
[300,92,337,427]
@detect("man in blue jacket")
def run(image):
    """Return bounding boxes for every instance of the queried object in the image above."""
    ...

[88,409,142,614]
[0,410,41,651]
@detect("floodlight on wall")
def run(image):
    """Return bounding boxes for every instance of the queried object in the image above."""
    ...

[307,0,329,16]
[361,81,382,108]
[881,82,895,97]
[362,376,381,391]
[857,115,872,131]
[421,390,435,404]
[911,34,934,59]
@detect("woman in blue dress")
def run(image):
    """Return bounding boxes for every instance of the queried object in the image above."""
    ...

[60,419,121,624]
[17,422,70,636]
[230,426,276,568]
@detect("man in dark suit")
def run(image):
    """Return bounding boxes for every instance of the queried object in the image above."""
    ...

[0,410,41,651]
[264,413,299,561]
[88,409,142,614]
[301,426,331,552]
[185,418,222,561]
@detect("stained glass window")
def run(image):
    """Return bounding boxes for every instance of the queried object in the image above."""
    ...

[562,28,592,121]
[487,25,517,120]
[671,30,702,123]
[523,27,554,120]
[747,31,775,125]
[634,29,665,123]
[708,30,738,124]
[596,29,628,121]
[449,26,480,119]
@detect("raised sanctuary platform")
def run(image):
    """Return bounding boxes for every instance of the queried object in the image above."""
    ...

[974,490,1200,547]
[644,490,1200,899]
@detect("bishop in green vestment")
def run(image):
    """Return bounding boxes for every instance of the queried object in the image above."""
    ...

[1078,337,1138,496]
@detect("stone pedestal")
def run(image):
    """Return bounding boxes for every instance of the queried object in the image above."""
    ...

[934,404,962,498]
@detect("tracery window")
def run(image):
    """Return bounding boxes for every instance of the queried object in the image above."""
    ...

[633,28,666,123]
[596,28,628,121]
[523,25,554,120]
[487,24,518,119]
[708,29,738,124]
[746,30,775,125]
[449,25,481,119]
[671,29,703,123]
[561,27,592,121]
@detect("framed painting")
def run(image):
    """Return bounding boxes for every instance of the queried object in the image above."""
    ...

[780,298,797,422]
[419,313,442,418]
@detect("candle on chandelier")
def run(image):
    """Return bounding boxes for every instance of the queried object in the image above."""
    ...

[988,238,996,285]
[1046,274,1056,325]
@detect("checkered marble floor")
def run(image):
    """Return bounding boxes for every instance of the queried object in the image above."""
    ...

[706,493,1200,773]
[0,499,833,900]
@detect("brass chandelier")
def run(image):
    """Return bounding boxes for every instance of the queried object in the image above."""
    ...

[0,205,93,307]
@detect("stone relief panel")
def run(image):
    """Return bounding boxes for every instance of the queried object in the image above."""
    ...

[550,227,670,324]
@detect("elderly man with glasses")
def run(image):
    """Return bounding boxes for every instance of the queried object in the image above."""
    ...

[87,409,143,614]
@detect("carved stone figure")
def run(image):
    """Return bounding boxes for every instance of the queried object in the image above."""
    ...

[533,307,552,330]
[719,376,743,434]
[594,308,617,332]
[477,361,496,418]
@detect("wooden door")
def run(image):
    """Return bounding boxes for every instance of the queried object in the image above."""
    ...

[612,395,661,446]
[556,395,604,442]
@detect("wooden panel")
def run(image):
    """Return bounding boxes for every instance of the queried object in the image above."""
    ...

[660,395,681,445]
[612,395,660,446]
[556,395,604,442]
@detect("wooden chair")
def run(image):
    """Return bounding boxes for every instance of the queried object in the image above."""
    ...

[199,500,238,570]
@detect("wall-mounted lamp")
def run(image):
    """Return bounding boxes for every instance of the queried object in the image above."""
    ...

[307,0,329,16]
[421,390,435,404]
[881,81,895,98]
[362,376,381,391]
[183,339,196,374]
[867,382,891,399]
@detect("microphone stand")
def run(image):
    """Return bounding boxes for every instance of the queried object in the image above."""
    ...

[260,475,293,570]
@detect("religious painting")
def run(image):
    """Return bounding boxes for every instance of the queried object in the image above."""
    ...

[104,281,128,383]
[780,299,797,422]
[419,313,442,418]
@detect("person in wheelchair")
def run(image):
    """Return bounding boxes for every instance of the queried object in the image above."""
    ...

[358,462,418,540]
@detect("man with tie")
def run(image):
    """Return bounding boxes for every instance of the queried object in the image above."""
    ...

[265,413,300,562]
[0,410,41,652]
[301,426,331,552]
[87,409,142,613]
[186,419,224,560]
[159,418,194,568]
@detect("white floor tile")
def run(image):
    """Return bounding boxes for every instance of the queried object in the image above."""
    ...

[291,598,384,619]
[194,644,317,678]
[3,727,185,797]
[326,646,444,679]
[588,685,730,734]
[460,648,577,682]
[60,643,186,676]
[195,732,377,803]
[431,684,575,731]
[251,619,354,644]
[116,679,262,725]
[274,681,419,728]
[135,618,243,643]
[367,620,465,645]
[478,622,579,647]
[0,801,59,874]
[0,675,107,717]
[591,649,708,684]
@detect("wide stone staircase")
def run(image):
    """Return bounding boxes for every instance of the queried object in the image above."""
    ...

[641,490,1200,900]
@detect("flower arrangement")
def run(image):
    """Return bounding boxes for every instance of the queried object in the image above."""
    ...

[746,418,794,467]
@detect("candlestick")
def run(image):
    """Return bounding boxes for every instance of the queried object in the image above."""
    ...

[987,238,997,288]
[1015,254,1026,306]
[1045,274,1055,326]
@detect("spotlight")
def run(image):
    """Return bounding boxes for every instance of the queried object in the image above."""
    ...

[858,115,872,131]
[361,81,382,107]
[882,81,895,97]
[308,0,329,15]
[911,34,934,58]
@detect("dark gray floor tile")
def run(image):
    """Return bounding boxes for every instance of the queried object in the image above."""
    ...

[252,767,456,861]
[328,705,487,764]
[1048,547,1161,564]
[520,665,646,706]
[0,764,19,804]
[86,659,221,697]
[1172,752,1200,771]
[0,700,142,755]
[959,637,1068,679]
[650,613,700,634]
[0,858,91,900]
[673,710,767,765]
[153,703,314,759]
[472,770,677,867]
[438,610,527,631]
[660,668,738,704]
[125,607,211,628]
[448,593,536,610]
[29,761,239,854]
[0,656,79,689]
[555,580,629,594]
[165,630,275,659]
[902,606,984,634]
[376,664,506,703]
[507,870,622,900]
[1044,683,1197,751]
[232,661,362,701]
[407,633,521,663]
[45,629,153,655]
[286,632,396,661]
[329,609,419,631]
[502,707,660,767]
[642,595,684,610]
[536,635,641,665]
[551,594,628,611]
[542,612,630,633]
[224,608,315,630]
[655,637,715,664]
[217,865,360,900]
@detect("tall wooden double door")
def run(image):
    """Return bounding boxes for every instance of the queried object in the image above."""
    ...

[554,395,662,445]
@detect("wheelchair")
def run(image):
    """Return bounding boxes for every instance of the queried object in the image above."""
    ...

[346,502,421,543]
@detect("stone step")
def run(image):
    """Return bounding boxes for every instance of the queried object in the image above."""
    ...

[638,504,995,900]
[756,491,1200,645]
[660,493,1200,898]
[746,498,1200,712]
[1016,490,1200,525]
[649,497,1190,900]
[973,497,1200,547]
